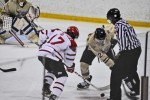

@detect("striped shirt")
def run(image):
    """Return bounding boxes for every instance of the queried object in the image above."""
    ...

[115,19,141,51]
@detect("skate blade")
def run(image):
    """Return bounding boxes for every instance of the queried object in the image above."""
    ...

[77,87,90,90]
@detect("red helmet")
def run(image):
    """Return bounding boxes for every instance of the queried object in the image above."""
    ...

[67,26,79,39]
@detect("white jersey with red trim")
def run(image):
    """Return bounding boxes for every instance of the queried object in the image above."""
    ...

[38,29,77,67]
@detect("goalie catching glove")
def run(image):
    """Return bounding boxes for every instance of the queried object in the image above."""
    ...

[26,6,40,22]
[66,63,75,73]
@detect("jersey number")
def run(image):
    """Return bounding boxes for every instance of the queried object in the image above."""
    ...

[47,34,64,45]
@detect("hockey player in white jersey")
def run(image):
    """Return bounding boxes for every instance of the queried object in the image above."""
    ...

[38,26,79,100]
[0,0,41,45]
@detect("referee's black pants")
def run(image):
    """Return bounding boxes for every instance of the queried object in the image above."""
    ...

[110,46,141,100]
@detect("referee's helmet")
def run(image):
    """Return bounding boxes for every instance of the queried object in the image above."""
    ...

[107,8,121,24]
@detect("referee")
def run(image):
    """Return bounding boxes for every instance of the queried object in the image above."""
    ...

[106,8,141,100]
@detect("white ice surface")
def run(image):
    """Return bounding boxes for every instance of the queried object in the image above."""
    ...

[0,18,150,100]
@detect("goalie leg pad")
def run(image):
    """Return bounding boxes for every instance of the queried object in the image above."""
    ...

[2,16,12,31]
[26,32,39,43]
[0,30,12,41]
[12,17,39,36]
[17,17,39,43]
[12,17,23,33]
[0,30,6,35]
[23,24,39,43]
[0,36,5,44]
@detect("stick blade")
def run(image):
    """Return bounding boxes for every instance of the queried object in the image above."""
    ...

[0,68,17,72]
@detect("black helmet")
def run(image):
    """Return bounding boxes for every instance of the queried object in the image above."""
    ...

[107,8,121,24]
[94,28,106,40]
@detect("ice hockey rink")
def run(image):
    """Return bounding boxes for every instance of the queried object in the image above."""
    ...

[0,18,150,100]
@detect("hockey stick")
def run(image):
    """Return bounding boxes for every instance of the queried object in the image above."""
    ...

[74,71,110,91]
[0,68,16,72]
[63,62,110,91]
[9,30,25,47]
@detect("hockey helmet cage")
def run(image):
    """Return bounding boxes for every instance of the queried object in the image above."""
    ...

[17,0,26,7]
[18,0,26,2]
[94,28,106,40]
[107,8,121,24]
[67,26,79,39]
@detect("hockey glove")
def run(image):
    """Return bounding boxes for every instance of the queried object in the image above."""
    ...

[26,6,40,22]
[103,57,114,68]
[98,53,114,68]
[66,63,75,73]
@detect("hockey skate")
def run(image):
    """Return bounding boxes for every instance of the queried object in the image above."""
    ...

[49,94,58,100]
[77,75,92,89]
[42,83,51,98]
[129,91,139,97]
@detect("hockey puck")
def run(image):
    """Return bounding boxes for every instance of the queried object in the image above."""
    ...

[100,93,105,97]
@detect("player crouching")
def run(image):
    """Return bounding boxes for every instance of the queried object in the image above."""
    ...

[77,27,116,89]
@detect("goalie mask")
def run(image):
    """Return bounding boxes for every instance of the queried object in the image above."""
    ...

[67,26,79,39]
[17,0,26,7]
[107,8,121,25]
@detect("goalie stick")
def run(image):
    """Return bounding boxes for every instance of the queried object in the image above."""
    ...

[0,68,16,72]
[9,30,25,47]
